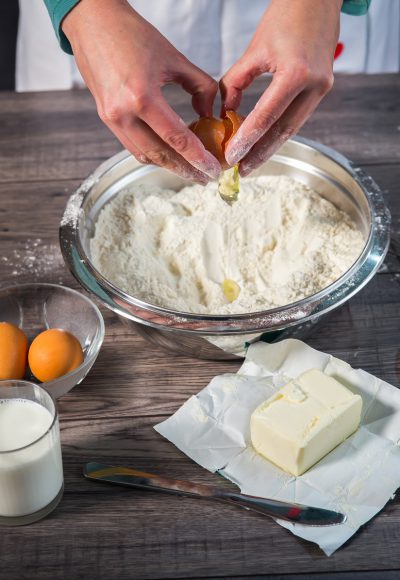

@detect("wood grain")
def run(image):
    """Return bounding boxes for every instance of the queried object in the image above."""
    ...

[0,74,400,580]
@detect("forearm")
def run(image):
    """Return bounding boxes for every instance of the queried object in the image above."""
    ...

[61,0,145,63]
[44,0,134,55]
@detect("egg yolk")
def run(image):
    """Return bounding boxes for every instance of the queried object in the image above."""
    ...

[28,329,84,382]
[222,279,241,303]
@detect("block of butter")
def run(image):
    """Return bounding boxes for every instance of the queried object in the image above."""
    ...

[250,369,362,476]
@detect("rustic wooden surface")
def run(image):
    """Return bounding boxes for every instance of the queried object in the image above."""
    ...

[0,74,400,579]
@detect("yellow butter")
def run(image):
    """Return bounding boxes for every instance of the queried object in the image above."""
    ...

[250,369,362,476]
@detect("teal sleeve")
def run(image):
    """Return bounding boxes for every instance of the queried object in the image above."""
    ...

[43,0,81,54]
[44,0,372,56]
[341,0,372,16]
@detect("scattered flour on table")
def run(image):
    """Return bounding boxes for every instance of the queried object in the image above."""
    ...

[2,239,65,283]
[90,176,365,314]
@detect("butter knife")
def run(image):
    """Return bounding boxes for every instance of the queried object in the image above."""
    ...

[84,462,346,526]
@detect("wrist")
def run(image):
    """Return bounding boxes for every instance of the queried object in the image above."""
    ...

[61,0,131,44]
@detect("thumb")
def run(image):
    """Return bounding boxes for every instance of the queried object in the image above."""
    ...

[220,56,260,111]
[176,59,218,118]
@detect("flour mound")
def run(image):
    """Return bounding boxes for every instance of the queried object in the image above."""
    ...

[90,176,365,314]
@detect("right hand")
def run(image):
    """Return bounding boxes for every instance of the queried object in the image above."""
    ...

[221,0,340,176]
[62,0,221,184]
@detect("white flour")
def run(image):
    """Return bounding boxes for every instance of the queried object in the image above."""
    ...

[90,176,365,314]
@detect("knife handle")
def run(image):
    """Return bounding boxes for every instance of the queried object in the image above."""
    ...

[220,492,345,525]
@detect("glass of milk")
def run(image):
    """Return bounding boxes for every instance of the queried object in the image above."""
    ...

[0,380,64,525]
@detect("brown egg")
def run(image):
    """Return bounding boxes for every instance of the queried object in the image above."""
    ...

[28,329,84,382]
[189,110,244,169]
[0,322,28,380]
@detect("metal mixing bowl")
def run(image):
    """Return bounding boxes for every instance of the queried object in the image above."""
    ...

[59,137,390,360]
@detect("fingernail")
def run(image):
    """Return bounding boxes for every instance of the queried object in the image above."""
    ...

[225,149,239,167]
[226,148,245,167]
[226,126,267,166]
[206,169,221,180]
[202,164,221,180]
[225,137,250,167]
[192,155,221,180]
[191,176,210,185]
[172,164,209,184]
[191,170,210,185]
[191,175,209,185]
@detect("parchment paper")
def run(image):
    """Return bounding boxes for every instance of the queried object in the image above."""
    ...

[155,339,400,555]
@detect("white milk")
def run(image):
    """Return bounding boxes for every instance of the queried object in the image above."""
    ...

[0,399,63,517]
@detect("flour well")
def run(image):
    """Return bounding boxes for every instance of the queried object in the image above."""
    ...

[90,176,365,314]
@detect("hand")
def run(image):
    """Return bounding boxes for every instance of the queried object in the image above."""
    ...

[220,0,341,176]
[62,0,221,184]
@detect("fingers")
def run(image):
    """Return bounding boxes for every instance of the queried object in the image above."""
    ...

[176,58,219,118]
[111,117,210,185]
[99,91,221,181]
[138,92,221,179]
[224,70,306,166]
[156,56,222,178]
[220,56,261,113]
[238,88,326,177]
[67,0,221,184]
[108,127,151,166]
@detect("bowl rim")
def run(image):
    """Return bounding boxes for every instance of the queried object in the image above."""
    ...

[0,282,105,387]
[59,137,391,335]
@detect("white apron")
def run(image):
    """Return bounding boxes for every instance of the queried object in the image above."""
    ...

[16,0,400,92]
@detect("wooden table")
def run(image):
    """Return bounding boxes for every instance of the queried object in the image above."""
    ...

[1,74,400,579]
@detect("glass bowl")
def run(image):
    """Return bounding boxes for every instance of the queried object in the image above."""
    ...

[0,284,104,397]
[59,137,390,360]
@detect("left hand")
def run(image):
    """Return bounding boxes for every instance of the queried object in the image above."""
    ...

[220,0,341,176]
[62,0,221,184]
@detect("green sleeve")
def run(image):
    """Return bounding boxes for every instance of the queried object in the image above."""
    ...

[341,0,372,16]
[45,0,372,56]
[43,0,80,55]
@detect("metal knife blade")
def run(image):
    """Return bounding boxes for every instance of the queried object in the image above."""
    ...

[84,462,346,526]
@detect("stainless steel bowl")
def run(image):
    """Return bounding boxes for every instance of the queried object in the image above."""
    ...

[59,137,390,360]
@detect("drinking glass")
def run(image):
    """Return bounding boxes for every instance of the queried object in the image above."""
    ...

[0,381,63,525]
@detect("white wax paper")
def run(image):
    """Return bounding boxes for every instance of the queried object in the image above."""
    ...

[155,339,400,555]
